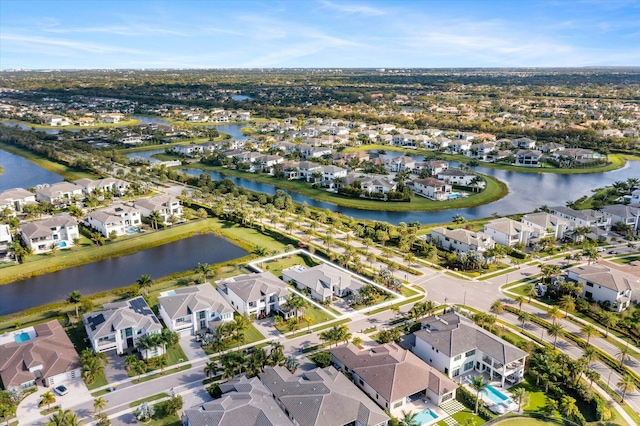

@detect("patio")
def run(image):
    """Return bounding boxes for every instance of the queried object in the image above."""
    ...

[391,395,448,426]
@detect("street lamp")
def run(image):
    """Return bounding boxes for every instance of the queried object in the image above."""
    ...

[444,297,448,314]
[607,370,613,388]
[463,291,467,307]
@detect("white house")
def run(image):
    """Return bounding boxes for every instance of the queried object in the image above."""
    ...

[20,213,79,254]
[321,165,348,184]
[282,263,364,302]
[413,313,528,387]
[515,150,542,167]
[511,137,536,149]
[87,203,142,237]
[330,343,457,413]
[601,204,640,232]
[437,169,479,186]
[83,297,164,358]
[35,182,84,204]
[521,212,574,240]
[134,194,183,223]
[429,227,495,254]
[73,178,130,195]
[158,283,234,336]
[411,178,452,201]
[550,206,611,231]
[0,321,81,389]
[567,264,638,312]
[360,176,397,194]
[0,188,36,214]
[483,218,535,247]
[216,271,290,318]
[173,144,204,157]
[384,156,416,173]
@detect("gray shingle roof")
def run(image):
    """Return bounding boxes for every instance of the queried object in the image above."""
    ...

[20,213,77,239]
[283,264,363,298]
[218,272,289,303]
[568,264,637,292]
[83,296,161,339]
[159,283,234,320]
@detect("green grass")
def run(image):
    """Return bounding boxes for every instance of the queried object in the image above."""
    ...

[244,322,266,344]
[435,408,485,426]
[186,163,508,212]
[86,372,109,390]
[39,405,61,416]
[508,379,548,412]
[366,295,423,315]
[131,364,192,384]
[260,254,320,277]
[148,412,182,426]
[129,392,168,408]
[489,419,560,426]
[1,117,141,130]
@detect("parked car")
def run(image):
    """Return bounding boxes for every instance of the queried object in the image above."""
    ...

[53,385,69,396]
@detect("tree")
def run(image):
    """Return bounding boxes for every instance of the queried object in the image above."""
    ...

[400,410,420,426]
[548,323,564,349]
[581,324,599,346]
[560,395,579,419]
[81,352,106,384]
[559,295,575,317]
[585,369,600,389]
[133,360,147,381]
[523,283,537,303]
[518,311,530,331]
[511,387,529,412]
[164,395,183,416]
[67,290,82,319]
[617,375,636,403]
[490,300,504,315]
[155,355,169,375]
[148,210,162,230]
[195,262,212,281]
[46,408,79,426]
[513,295,526,311]
[40,391,56,411]
[582,346,598,366]
[469,376,488,414]
[601,311,619,338]
[285,355,300,373]
[137,274,153,296]
[616,344,632,368]
[135,402,155,422]
[93,396,107,414]
[547,306,563,324]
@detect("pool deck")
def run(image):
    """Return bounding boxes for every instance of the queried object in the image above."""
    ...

[459,372,518,414]
[391,399,446,426]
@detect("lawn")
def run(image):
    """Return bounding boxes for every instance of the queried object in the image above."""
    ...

[508,379,547,412]
[86,372,109,391]
[490,418,560,426]
[129,392,168,408]
[435,408,484,426]
[275,306,334,334]
[260,253,320,277]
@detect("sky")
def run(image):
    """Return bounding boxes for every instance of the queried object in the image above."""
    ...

[1,0,639,69]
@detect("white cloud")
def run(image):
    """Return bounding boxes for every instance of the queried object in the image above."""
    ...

[318,0,386,16]
[1,34,148,55]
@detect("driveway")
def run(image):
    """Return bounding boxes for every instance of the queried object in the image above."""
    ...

[180,334,207,361]
[104,351,130,384]
[16,379,92,425]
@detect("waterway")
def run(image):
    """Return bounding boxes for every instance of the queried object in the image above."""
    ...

[132,115,173,126]
[0,149,64,192]
[0,233,248,316]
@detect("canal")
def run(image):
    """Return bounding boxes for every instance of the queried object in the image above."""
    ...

[0,233,248,316]
[0,149,64,192]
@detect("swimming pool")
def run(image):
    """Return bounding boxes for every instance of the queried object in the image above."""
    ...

[14,332,31,343]
[55,241,67,248]
[482,384,511,405]
[126,227,140,234]
[413,407,439,424]
[447,192,462,199]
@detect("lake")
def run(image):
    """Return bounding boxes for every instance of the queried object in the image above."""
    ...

[0,233,248,316]
[206,123,250,140]
[0,149,64,192]
[132,115,173,126]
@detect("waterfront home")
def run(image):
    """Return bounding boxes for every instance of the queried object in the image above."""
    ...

[413,313,528,387]
[321,165,348,185]
[567,264,638,312]
[521,212,574,241]
[550,206,610,231]
[514,149,542,167]
[20,213,79,254]
[172,144,204,157]
[429,227,495,254]
[183,375,296,426]
[158,283,234,336]
[0,321,81,389]
[510,137,537,149]
[330,343,457,412]
[0,187,36,213]
[87,203,142,237]
[551,148,602,165]
[600,204,640,232]
[35,182,84,205]
[384,156,416,173]
[83,297,163,358]
[282,263,363,302]
[216,271,290,318]
[0,224,11,255]
[437,169,479,186]
[483,218,535,247]
[411,178,452,201]
[73,177,130,195]
[359,176,397,195]
[260,366,390,426]
[133,194,183,224]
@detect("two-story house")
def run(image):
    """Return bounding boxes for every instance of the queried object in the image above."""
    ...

[0,188,37,214]
[483,218,535,247]
[87,203,142,237]
[521,212,574,241]
[429,227,495,254]
[567,264,638,312]
[20,213,79,254]
[73,178,130,196]
[550,206,611,232]
[437,169,479,187]
[134,194,183,224]
[601,204,640,232]
[158,283,235,336]
[282,263,364,302]
[411,178,452,201]
[35,182,84,205]
[413,313,528,387]
[83,297,163,358]
[216,272,290,318]
[515,150,542,167]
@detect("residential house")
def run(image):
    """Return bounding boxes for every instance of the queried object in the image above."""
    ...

[134,194,183,223]
[20,213,79,254]
[321,165,348,186]
[282,263,364,302]
[601,204,640,232]
[40,114,71,126]
[421,160,449,176]
[0,187,36,213]
[384,156,416,173]
[295,161,324,182]
[413,313,528,386]
[0,321,81,389]
[448,140,472,154]
[483,218,535,247]
[521,212,573,240]
[510,137,537,149]
[158,283,234,336]
[550,206,611,231]
[411,178,452,201]
[424,136,451,151]
[330,343,457,413]
[260,366,390,426]
[567,264,638,312]
[540,142,564,153]
[172,144,204,157]
[515,150,542,167]
[468,142,496,161]
[74,178,130,195]
[102,113,125,123]
[429,227,495,254]
[217,272,290,318]
[359,176,397,195]
[437,169,479,187]
[35,182,84,204]
[630,189,640,205]
[83,297,163,358]
[552,148,603,165]
[87,203,142,237]
[0,224,11,256]
[183,375,295,426]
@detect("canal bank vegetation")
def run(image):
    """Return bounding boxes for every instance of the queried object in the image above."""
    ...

[0,117,141,130]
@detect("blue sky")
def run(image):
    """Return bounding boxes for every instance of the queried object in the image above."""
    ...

[1,0,639,69]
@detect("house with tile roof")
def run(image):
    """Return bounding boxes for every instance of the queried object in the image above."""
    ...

[601,204,640,232]
[260,366,389,426]
[217,272,290,318]
[87,203,142,237]
[0,320,80,389]
[550,206,611,231]
[567,264,638,312]
[133,194,183,224]
[0,187,36,213]
[515,149,542,167]
[35,182,84,204]
[429,227,495,254]
[73,177,130,195]
[437,169,480,187]
[183,375,295,426]
[20,213,79,254]
[158,283,234,336]
[83,297,163,358]
[282,263,364,302]
[411,178,452,201]
[521,212,574,241]
[413,313,528,387]
[483,218,536,247]
[330,343,457,413]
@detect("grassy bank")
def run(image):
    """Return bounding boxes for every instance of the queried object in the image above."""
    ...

[343,145,632,174]
[0,141,99,180]
[185,164,508,211]
[0,118,141,130]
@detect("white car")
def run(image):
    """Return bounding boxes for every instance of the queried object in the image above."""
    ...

[53,385,69,396]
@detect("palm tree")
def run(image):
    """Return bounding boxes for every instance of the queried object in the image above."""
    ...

[133,360,147,381]
[513,295,526,311]
[580,324,599,345]
[285,355,300,373]
[469,376,488,414]
[40,391,56,411]
[547,306,563,324]
[559,295,575,317]
[490,300,504,315]
[400,410,420,426]
[46,408,79,426]
[585,369,600,389]
[616,344,632,368]
[518,311,530,331]
[148,210,162,230]
[93,396,107,414]
[204,361,219,379]
[548,323,564,349]
[617,375,636,403]
[137,274,153,296]
[511,387,529,412]
[582,346,598,366]
[560,395,579,419]
[601,311,619,338]
[523,283,537,303]
[67,290,82,319]
[195,262,212,281]
[155,355,169,375]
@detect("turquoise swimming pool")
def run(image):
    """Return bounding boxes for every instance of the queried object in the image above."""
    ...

[55,241,67,248]
[14,332,31,343]
[482,384,511,405]
[414,407,439,424]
